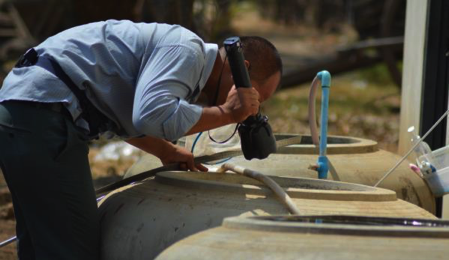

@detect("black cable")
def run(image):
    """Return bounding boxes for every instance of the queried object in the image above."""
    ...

[208,52,240,144]
[211,53,227,107]
[208,123,240,144]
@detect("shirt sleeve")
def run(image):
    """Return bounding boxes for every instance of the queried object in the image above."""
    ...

[133,44,204,141]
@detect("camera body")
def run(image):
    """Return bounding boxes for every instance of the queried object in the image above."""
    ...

[224,37,277,160]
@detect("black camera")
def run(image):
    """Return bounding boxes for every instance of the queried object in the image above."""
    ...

[224,37,277,160]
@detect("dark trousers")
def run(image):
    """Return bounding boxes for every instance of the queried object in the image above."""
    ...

[0,101,99,260]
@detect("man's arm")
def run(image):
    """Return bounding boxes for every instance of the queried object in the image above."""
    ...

[184,106,232,136]
[126,135,208,172]
[127,86,258,172]
[186,86,259,135]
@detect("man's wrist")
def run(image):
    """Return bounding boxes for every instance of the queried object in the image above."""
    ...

[218,105,236,124]
[126,135,175,159]
[185,105,236,135]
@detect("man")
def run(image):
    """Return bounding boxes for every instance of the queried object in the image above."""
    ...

[0,20,282,259]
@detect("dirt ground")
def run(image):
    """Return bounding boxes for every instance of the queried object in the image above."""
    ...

[0,173,16,260]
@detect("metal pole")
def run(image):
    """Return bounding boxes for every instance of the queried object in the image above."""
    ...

[0,236,16,247]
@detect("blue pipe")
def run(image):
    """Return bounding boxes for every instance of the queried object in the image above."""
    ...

[190,131,232,165]
[317,70,331,179]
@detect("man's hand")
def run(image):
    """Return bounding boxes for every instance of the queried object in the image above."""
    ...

[185,85,260,136]
[220,86,260,123]
[158,145,208,172]
[126,136,208,172]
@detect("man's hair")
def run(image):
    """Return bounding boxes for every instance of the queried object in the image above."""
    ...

[240,36,283,86]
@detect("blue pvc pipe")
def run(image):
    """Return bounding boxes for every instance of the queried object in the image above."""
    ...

[317,70,331,179]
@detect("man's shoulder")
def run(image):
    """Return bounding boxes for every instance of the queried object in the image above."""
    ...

[154,25,206,57]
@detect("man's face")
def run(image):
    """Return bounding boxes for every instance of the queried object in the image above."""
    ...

[216,53,281,105]
[251,71,281,103]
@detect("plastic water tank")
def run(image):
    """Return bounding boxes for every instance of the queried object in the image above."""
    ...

[98,171,435,260]
[124,134,435,214]
[156,215,449,260]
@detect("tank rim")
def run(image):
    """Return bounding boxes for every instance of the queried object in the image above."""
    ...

[275,134,379,155]
[222,215,449,238]
[155,171,397,202]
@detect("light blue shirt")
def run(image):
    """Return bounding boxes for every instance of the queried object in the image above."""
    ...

[0,20,218,141]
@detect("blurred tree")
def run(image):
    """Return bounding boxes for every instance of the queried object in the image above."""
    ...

[194,0,234,42]
[72,0,138,25]
[133,0,233,42]
[134,0,195,31]
[252,0,405,37]
[255,0,348,31]
[0,0,405,85]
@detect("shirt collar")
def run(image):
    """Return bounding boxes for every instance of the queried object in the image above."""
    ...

[199,43,218,90]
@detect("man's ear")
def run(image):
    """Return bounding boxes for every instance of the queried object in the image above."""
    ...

[244,60,250,70]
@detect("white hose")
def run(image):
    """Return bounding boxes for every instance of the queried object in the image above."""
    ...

[218,163,300,215]
[308,76,321,146]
